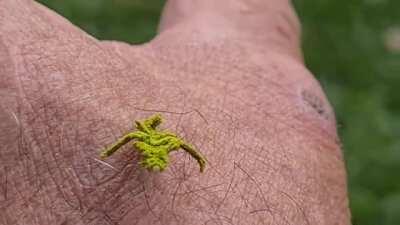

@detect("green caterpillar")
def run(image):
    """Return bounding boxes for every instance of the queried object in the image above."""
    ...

[100,114,206,172]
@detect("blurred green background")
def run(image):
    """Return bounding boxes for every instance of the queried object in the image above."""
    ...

[37,0,400,224]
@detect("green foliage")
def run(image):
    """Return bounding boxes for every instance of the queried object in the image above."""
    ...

[38,0,164,44]
[293,1,400,224]
[37,0,400,223]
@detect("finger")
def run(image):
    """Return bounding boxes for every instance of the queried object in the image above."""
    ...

[158,0,302,59]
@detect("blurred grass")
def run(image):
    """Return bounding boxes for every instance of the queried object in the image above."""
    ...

[293,1,400,225]
[37,0,400,224]
[38,0,164,43]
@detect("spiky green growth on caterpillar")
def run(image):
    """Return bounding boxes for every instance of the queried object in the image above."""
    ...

[100,114,206,172]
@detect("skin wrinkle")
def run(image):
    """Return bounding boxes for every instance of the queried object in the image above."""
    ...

[15,36,155,225]
[0,37,20,160]
[0,1,350,225]
[3,37,151,225]
[147,36,339,156]
[0,35,22,225]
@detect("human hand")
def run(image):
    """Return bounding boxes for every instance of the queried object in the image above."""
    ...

[0,0,350,224]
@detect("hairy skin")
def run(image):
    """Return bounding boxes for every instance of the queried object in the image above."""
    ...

[0,0,351,225]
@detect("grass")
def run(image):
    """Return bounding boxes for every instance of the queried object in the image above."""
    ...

[293,1,400,224]
[36,0,400,224]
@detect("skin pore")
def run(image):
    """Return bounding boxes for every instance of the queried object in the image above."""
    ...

[0,0,351,224]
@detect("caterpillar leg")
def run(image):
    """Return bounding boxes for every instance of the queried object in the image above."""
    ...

[181,143,206,172]
[100,132,143,158]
